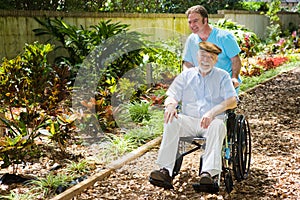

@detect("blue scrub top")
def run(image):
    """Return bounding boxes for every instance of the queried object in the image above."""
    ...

[183,27,241,79]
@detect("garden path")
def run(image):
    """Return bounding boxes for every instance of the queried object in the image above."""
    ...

[74,68,300,200]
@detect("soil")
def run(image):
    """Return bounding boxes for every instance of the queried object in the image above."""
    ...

[0,68,299,200]
[75,67,300,200]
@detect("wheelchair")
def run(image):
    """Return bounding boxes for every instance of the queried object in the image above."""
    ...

[171,110,252,194]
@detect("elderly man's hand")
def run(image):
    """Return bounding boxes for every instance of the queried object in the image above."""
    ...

[200,112,214,129]
[164,104,178,124]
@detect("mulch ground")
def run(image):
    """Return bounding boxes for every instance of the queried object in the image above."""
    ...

[0,68,299,200]
[74,67,300,200]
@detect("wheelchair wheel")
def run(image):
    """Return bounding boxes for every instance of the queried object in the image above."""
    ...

[225,112,241,181]
[234,114,251,180]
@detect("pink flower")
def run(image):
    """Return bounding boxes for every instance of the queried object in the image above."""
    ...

[277,38,285,46]
[292,31,297,38]
[244,33,250,41]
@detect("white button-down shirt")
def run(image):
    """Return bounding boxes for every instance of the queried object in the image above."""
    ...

[166,67,237,119]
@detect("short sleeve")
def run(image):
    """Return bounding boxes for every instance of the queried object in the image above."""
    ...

[166,73,185,102]
[222,33,241,59]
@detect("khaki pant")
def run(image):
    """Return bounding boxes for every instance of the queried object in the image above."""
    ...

[156,114,226,177]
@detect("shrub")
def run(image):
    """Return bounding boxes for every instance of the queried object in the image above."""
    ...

[39,114,77,152]
[33,17,145,79]
[34,18,150,131]
[0,42,71,168]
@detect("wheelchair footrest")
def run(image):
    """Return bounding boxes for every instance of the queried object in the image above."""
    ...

[192,182,219,194]
[149,177,174,190]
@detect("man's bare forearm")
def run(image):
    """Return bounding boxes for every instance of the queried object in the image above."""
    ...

[231,55,242,79]
[182,61,194,71]
[207,96,237,118]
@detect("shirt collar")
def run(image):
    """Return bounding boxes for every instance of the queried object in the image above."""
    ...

[197,67,216,78]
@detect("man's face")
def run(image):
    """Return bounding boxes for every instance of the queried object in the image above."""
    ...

[197,50,218,73]
[187,13,206,34]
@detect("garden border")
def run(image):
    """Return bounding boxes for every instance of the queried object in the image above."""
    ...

[51,136,162,200]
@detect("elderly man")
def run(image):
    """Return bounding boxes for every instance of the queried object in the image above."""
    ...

[149,41,238,189]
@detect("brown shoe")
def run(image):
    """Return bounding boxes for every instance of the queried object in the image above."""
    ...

[199,172,213,185]
[149,168,173,189]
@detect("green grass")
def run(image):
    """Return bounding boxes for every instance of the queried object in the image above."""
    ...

[97,109,164,163]
[240,61,300,92]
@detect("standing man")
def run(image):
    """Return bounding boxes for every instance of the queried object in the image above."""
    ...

[183,5,242,89]
[149,41,238,189]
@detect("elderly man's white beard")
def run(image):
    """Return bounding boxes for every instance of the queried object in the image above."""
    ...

[198,62,213,73]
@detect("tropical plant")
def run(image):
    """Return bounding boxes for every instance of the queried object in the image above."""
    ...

[100,134,136,161]
[0,116,47,169]
[33,17,145,75]
[29,173,72,197]
[0,42,70,116]
[0,43,53,110]
[65,160,90,175]
[0,191,37,200]
[143,39,182,81]
[78,96,115,132]
[114,78,137,102]
[33,17,150,131]
[39,114,77,152]
[127,101,151,123]
[0,42,71,168]
[264,0,282,44]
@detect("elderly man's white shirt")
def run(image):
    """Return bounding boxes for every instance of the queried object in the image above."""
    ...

[166,67,237,119]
